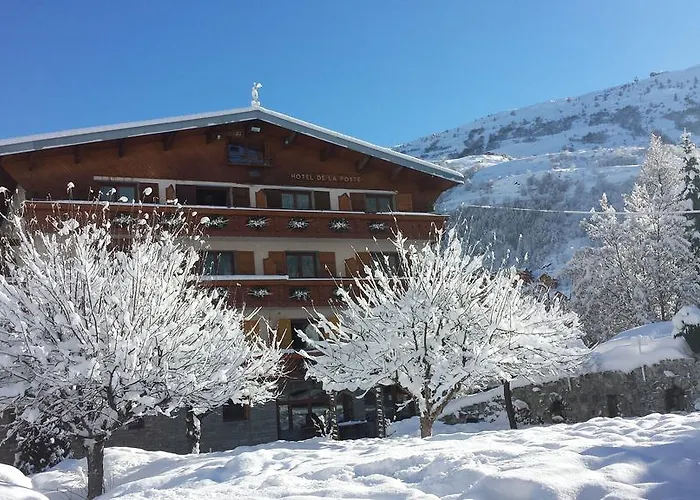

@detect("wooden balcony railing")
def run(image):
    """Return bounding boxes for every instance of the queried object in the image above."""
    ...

[25,201,445,240]
[202,277,355,309]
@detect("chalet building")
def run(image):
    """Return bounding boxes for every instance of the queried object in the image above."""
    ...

[0,102,462,454]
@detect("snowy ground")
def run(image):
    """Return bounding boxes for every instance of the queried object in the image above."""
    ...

[6,412,699,499]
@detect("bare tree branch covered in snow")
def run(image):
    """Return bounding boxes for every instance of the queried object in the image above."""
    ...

[568,134,700,344]
[0,202,283,499]
[301,227,585,438]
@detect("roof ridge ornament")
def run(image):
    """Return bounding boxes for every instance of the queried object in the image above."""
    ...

[251,82,263,108]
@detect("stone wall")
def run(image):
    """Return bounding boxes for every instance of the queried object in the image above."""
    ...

[106,401,279,455]
[444,358,700,426]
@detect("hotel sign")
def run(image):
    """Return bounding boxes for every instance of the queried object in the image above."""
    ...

[290,173,362,184]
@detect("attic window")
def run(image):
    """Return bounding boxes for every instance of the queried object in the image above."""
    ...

[228,144,266,165]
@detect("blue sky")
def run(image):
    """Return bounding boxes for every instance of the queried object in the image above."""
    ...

[1,1,700,146]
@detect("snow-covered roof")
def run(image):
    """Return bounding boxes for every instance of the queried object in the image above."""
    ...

[586,322,693,373]
[0,106,464,184]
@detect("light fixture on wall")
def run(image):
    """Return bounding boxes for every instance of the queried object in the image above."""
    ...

[250,126,261,133]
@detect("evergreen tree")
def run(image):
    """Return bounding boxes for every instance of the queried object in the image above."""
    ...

[680,131,700,253]
[568,134,700,344]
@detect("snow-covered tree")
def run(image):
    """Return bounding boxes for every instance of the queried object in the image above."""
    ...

[568,134,700,344]
[680,131,700,252]
[301,227,585,438]
[0,205,283,499]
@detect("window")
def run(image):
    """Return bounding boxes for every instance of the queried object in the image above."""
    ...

[99,184,136,203]
[203,252,235,276]
[365,195,393,213]
[281,191,312,210]
[286,253,317,278]
[195,187,228,207]
[222,401,249,421]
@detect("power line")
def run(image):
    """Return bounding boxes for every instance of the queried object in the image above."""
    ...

[455,203,700,216]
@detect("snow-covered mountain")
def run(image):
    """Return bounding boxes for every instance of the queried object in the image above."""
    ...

[398,66,700,161]
[397,65,700,276]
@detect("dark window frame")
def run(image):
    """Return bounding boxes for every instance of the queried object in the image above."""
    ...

[202,251,236,276]
[286,252,318,278]
[365,194,393,213]
[281,191,313,210]
[99,183,138,203]
[194,186,229,207]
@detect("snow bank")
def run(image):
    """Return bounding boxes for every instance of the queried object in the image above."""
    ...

[586,321,693,373]
[0,463,48,500]
[27,412,700,499]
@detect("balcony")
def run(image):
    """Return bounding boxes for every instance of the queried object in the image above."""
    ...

[26,201,445,240]
[202,276,355,309]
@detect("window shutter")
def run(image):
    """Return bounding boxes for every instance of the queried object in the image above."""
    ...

[266,251,287,275]
[232,187,251,207]
[165,184,176,203]
[349,193,365,212]
[314,191,331,211]
[138,183,159,203]
[318,252,337,277]
[344,252,370,277]
[277,319,293,349]
[265,190,282,209]
[344,256,358,277]
[235,251,256,275]
[243,319,259,341]
[356,252,371,277]
[317,314,339,340]
[396,193,413,212]
[263,257,275,275]
[255,189,267,208]
[338,193,352,211]
[175,184,197,205]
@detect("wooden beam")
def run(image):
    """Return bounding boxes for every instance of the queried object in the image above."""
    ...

[283,131,297,147]
[28,152,36,171]
[390,166,403,181]
[74,145,82,164]
[356,155,371,172]
[163,132,176,151]
[118,138,127,158]
[320,145,336,161]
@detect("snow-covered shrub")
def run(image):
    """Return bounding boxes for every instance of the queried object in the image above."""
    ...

[672,305,700,354]
[199,216,229,229]
[329,218,350,232]
[287,217,310,230]
[246,216,268,229]
[367,221,388,233]
[13,423,70,475]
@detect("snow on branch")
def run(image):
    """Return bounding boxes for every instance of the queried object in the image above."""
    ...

[301,226,586,437]
[0,203,284,497]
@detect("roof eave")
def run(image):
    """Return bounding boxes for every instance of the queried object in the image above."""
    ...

[0,107,464,184]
